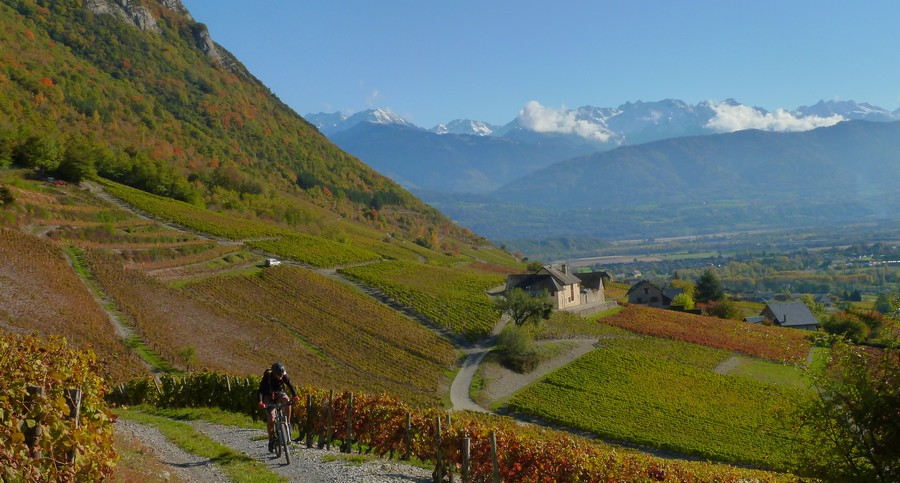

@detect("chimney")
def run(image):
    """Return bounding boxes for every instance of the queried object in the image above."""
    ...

[562,264,569,275]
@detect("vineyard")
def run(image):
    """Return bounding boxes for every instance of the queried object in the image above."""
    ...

[0,229,146,383]
[1,334,116,481]
[602,304,813,363]
[506,336,810,470]
[109,371,797,482]
[339,260,504,339]
[183,266,457,406]
[246,234,381,268]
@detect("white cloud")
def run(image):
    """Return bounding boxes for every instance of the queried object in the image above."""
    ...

[518,101,613,142]
[705,101,843,133]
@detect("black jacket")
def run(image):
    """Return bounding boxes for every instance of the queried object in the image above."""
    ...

[258,371,297,402]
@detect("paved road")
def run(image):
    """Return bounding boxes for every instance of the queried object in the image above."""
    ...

[449,314,509,413]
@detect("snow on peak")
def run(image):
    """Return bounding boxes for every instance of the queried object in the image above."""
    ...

[431,119,496,136]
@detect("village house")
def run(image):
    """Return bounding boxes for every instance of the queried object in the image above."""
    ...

[626,280,683,309]
[505,264,608,311]
[760,302,820,331]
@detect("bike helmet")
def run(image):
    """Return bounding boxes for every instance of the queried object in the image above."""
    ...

[271,361,286,377]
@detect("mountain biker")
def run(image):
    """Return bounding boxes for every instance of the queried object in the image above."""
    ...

[257,362,299,452]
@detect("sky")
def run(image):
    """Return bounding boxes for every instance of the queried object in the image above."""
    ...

[180,1,900,129]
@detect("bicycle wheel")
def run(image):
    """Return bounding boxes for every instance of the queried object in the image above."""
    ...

[273,426,282,458]
[279,421,291,464]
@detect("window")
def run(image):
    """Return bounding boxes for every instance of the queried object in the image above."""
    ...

[650,296,659,303]
[643,288,649,294]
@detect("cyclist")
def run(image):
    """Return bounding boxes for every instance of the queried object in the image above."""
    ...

[257,362,300,452]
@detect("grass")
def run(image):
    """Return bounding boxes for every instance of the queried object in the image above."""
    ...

[115,407,284,483]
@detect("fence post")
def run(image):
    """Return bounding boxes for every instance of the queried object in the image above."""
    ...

[342,392,354,453]
[490,431,499,483]
[226,375,231,392]
[403,411,411,460]
[462,434,470,483]
[326,389,334,450]
[305,394,314,448]
[65,388,82,463]
[25,385,44,459]
[433,416,443,483]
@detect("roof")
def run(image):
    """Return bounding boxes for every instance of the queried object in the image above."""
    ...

[663,288,684,300]
[744,315,766,324]
[626,280,658,296]
[763,302,819,327]
[538,265,581,286]
[506,264,584,293]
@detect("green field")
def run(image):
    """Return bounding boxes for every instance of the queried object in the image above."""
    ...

[506,336,809,470]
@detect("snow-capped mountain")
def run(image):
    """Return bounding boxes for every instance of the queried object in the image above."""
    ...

[431,119,498,136]
[794,100,897,122]
[305,108,416,136]
[306,99,899,196]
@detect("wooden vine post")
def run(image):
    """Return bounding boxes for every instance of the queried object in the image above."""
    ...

[305,394,314,447]
[490,431,500,483]
[342,392,354,453]
[433,416,443,483]
[65,388,82,463]
[462,433,471,483]
[403,411,411,460]
[325,389,334,450]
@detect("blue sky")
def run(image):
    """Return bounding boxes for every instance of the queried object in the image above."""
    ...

[181,1,900,129]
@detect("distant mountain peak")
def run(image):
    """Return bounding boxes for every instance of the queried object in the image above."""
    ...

[305,108,414,136]
[431,119,496,136]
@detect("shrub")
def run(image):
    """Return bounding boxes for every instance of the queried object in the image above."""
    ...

[497,324,539,373]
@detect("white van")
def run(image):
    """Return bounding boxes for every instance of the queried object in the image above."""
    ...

[265,258,281,267]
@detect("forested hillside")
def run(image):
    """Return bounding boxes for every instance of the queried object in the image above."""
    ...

[0,0,476,246]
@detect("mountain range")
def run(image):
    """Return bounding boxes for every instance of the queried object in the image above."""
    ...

[305,99,900,195]
[306,103,900,244]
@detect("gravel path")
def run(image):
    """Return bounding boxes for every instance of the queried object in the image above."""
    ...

[116,417,432,482]
[189,421,432,482]
[114,418,229,482]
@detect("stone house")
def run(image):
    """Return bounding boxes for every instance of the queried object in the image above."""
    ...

[505,264,607,310]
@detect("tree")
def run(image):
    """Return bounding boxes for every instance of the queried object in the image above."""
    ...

[671,292,695,310]
[494,288,552,326]
[14,134,62,172]
[695,268,723,303]
[0,185,14,207]
[874,293,892,315]
[791,307,900,482]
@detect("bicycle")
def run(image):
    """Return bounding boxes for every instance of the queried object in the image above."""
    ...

[265,402,292,464]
